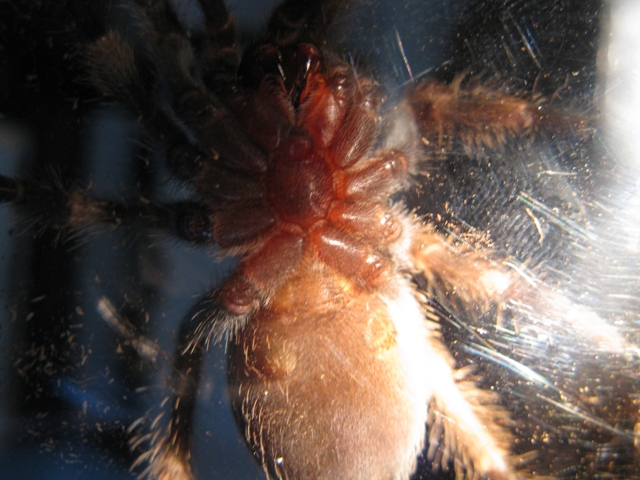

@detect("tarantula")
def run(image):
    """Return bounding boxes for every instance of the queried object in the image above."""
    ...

[1,0,639,479]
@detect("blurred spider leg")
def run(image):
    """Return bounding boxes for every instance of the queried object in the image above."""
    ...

[196,0,240,93]
[414,222,638,357]
[134,291,252,480]
[87,0,265,180]
[265,0,346,47]
[410,227,518,479]
[409,74,590,153]
[412,226,639,477]
[86,25,210,183]
[409,75,536,152]
[412,226,637,356]
[126,3,268,177]
[86,9,191,134]
[0,174,214,244]
[504,274,640,358]
[130,292,208,480]
[411,226,513,308]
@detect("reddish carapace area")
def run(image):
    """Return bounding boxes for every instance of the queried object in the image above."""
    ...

[174,44,409,317]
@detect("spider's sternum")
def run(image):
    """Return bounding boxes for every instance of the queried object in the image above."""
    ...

[264,133,334,229]
[218,44,404,313]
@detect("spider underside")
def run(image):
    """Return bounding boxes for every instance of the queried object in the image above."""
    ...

[1,1,638,479]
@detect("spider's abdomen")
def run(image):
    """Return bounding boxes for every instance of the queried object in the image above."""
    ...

[228,258,430,480]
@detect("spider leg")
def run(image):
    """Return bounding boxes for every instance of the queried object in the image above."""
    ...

[28,0,275,248]
[264,0,346,47]
[195,0,241,94]
[88,1,268,183]
[412,226,638,356]
[411,225,639,479]
[411,226,513,308]
[0,175,214,244]
[131,291,243,480]
[410,228,521,479]
[409,73,591,155]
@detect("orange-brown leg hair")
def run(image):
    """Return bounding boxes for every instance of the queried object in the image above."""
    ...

[410,225,638,479]
[410,227,520,480]
[409,72,590,155]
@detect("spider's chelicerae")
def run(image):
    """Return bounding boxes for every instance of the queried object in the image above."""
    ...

[1,0,640,479]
